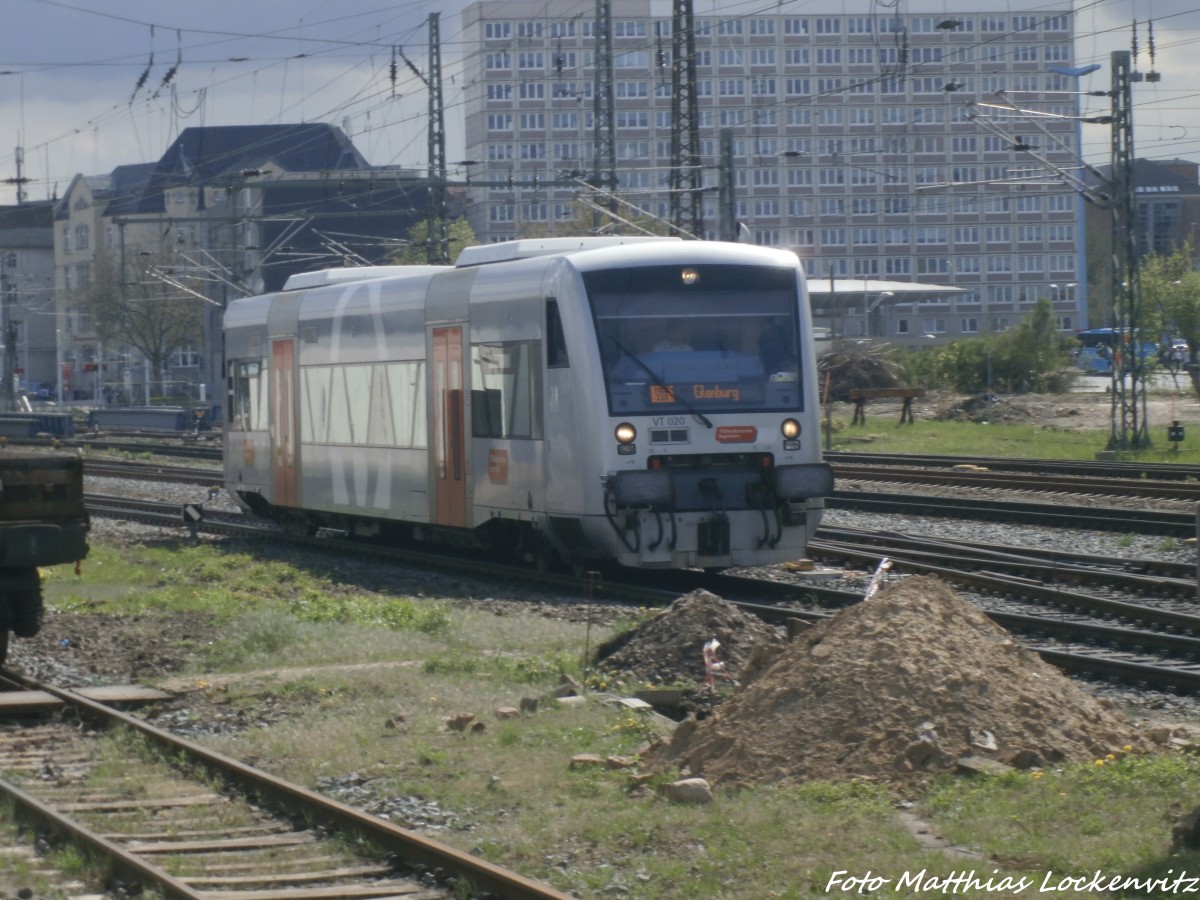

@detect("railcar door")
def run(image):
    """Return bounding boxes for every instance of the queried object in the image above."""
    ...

[269,338,299,507]
[431,325,468,527]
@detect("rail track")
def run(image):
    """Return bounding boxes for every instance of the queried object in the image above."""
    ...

[79,491,1200,696]
[832,461,1200,502]
[828,487,1196,534]
[80,453,1200,536]
[0,670,573,900]
[830,450,1200,483]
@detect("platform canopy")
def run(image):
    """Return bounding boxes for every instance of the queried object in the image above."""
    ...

[807,278,966,299]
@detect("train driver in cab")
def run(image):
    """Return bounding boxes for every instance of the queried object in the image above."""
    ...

[653,318,694,352]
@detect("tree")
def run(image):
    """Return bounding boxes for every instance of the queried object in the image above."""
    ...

[894,299,1074,394]
[78,248,206,400]
[387,216,478,265]
[1139,242,1200,398]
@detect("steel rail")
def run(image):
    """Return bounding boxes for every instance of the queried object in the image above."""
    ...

[828,450,1200,482]
[804,541,1200,634]
[810,535,1197,598]
[716,587,1200,693]
[833,462,1200,501]
[83,490,1200,695]
[828,489,1195,534]
[0,778,209,900]
[2,674,576,900]
[816,525,1196,581]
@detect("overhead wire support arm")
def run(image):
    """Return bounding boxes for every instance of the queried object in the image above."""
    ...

[573,196,661,236]
[570,176,698,239]
[966,96,1108,204]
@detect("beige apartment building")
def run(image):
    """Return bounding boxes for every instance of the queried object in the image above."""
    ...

[460,1,1089,346]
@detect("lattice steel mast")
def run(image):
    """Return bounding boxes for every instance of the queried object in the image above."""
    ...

[591,0,617,213]
[426,12,451,265]
[1107,50,1149,450]
[669,0,703,238]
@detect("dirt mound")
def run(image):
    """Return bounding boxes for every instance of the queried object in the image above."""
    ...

[595,589,785,689]
[934,393,1074,425]
[648,577,1141,787]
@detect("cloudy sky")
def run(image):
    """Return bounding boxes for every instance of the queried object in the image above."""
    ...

[0,0,1197,206]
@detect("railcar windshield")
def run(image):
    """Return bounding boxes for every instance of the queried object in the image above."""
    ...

[585,263,805,416]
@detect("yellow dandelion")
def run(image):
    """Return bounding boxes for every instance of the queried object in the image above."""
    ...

[1094,759,1106,766]
[1106,753,1116,761]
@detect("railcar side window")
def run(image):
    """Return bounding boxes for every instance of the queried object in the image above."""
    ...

[471,341,543,439]
[299,362,427,447]
[228,359,266,431]
[387,362,428,447]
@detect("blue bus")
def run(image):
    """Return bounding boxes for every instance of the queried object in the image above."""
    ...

[1074,328,1158,374]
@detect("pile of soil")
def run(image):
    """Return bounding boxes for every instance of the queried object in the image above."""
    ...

[594,589,785,690]
[934,393,1086,426]
[647,577,1142,787]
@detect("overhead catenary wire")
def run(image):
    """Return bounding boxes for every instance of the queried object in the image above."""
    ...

[5,0,1200,208]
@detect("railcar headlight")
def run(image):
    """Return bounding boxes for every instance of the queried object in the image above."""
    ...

[615,422,637,444]
[781,418,801,439]
[680,267,699,285]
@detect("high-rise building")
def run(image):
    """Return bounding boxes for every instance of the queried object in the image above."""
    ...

[461,1,1088,345]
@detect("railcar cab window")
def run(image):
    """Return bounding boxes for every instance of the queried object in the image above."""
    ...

[546,299,569,368]
[586,264,804,415]
[228,359,267,431]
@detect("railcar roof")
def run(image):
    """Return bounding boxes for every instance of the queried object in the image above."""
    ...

[283,265,449,291]
[454,236,679,266]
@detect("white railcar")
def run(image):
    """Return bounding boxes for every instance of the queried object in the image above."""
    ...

[223,237,833,569]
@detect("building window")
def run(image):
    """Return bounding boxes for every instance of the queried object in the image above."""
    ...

[171,346,202,368]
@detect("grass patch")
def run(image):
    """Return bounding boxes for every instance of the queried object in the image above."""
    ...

[28,536,1200,897]
[923,753,1200,885]
[827,398,1200,464]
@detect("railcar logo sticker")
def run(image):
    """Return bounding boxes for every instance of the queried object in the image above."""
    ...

[716,426,757,443]
[488,448,509,483]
